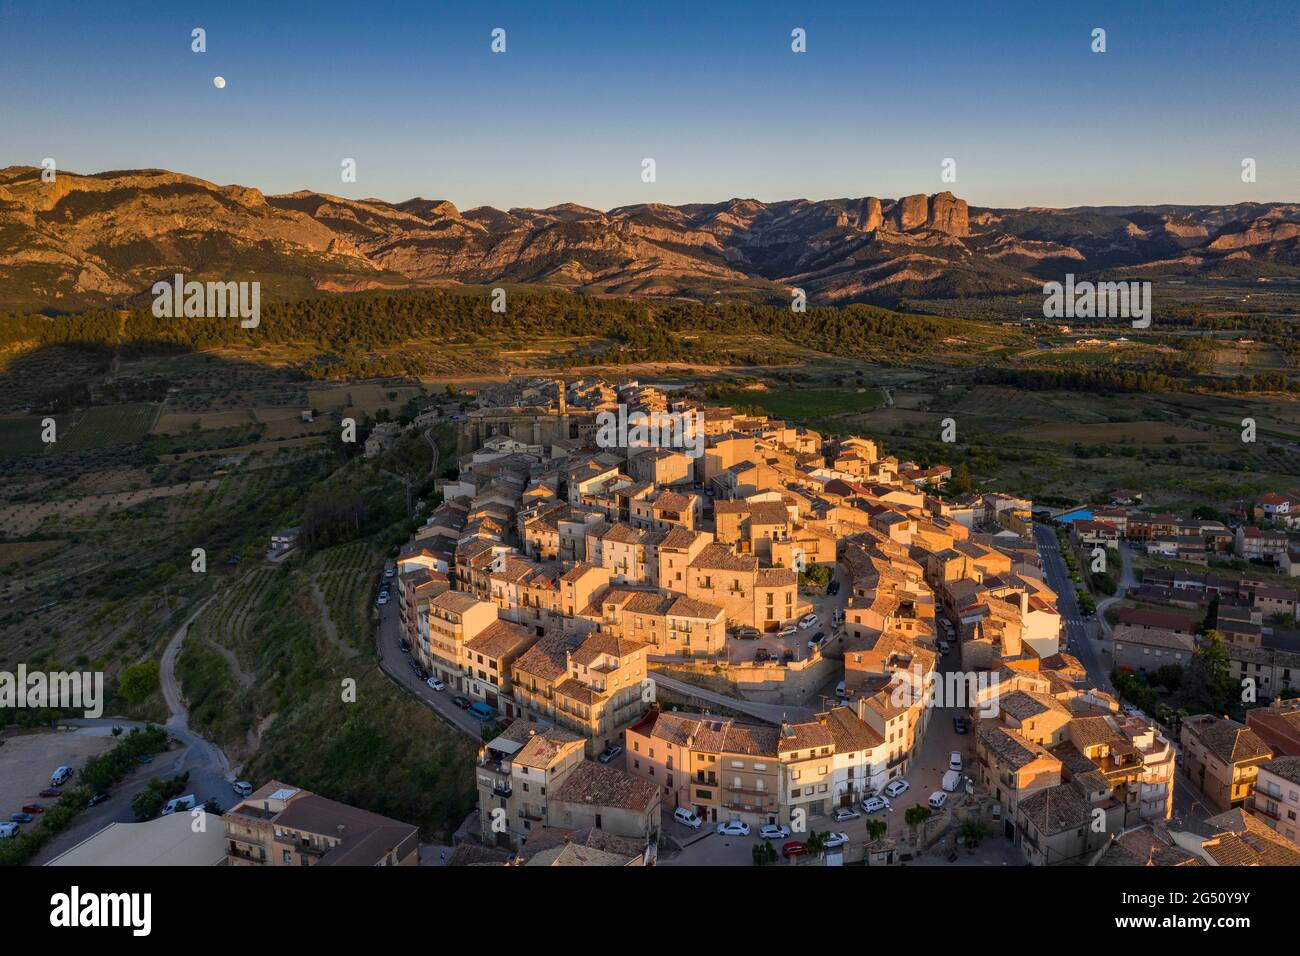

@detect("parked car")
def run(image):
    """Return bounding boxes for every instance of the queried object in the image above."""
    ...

[778,625,798,639]
[759,824,791,840]
[136,753,153,764]
[0,822,18,839]
[928,791,948,810]
[9,812,34,824]
[673,807,703,829]
[376,595,389,606]
[426,677,446,691]
[754,648,771,662]
[232,781,254,798]
[826,580,840,596]
[937,640,951,655]
[883,779,910,798]
[38,788,62,798]
[807,631,825,650]
[407,659,421,675]
[781,840,808,858]
[87,792,110,807]
[952,715,969,734]
[833,806,861,822]
[798,613,818,629]
[20,804,45,814]
[835,680,846,700]
[398,639,410,653]
[50,766,72,786]
[735,626,760,640]
[949,751,963,773]
[451,696,471,709]
[715,820,750,836]
[823,831,849,849]
[384,567,395,578]
[467,701,496,721]
[862,795,890,813]
[597,745,624,764]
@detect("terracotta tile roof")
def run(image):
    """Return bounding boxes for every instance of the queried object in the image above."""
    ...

[552,760,659,813]
[1184,714,1273,764]
[689,543,757,572]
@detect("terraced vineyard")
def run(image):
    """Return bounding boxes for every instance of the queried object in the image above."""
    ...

[313,541,381,653]
[189,566,279,670]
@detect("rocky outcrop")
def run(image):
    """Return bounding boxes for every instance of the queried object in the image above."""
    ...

[895,194,929,230]
[927,191,969,237]
[861,196,883,232]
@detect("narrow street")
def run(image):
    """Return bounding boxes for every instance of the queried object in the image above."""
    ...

[1033,522,1111,692]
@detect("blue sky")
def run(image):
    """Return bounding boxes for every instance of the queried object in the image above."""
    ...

[1,0,1297,209]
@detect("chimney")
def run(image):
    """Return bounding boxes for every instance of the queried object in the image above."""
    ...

[1019,590,1028,617]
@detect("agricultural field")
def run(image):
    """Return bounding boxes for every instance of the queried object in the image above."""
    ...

[312,541,382,653]
[709,385,884,425]
[0,403,157,459]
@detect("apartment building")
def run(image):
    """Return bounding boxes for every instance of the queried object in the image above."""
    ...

[475,721,586,849]
[424,590,497,686]
[976,721,1063,829]
[1250,755,1300,846]
[1180,713,1274,813]
[511,631,650,755]
[224,781,418,866]
[589,587,726,657]
[462,618,539,713]
[685,543,800,630]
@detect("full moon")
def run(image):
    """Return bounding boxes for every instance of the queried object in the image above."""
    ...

[213,76,226,89]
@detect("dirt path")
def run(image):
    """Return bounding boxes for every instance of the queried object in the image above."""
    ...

[158,595,238,778]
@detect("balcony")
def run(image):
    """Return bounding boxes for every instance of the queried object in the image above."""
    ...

[725,784,770,796]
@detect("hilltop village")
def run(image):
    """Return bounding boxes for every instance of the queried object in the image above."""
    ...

[372,377,1300,867]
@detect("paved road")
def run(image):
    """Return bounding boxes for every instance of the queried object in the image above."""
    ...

[375,583,482,739]
[1033,523,1111,691]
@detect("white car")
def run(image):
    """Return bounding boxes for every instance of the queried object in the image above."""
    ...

[949,751,963,772]
[426,677,446,691]
[231,781,253,798]
[759,824,791,840]
[716,820,750,836]
[778,625,798,639]
[862,796,890,813]
[928,791,948,810]
[798,613,818,629]
[833,806,861,822]
[884,779,910,798]
[673,807,703,829]
[376,595,389,605]
[384,567,395,578]
[823,831,849,849]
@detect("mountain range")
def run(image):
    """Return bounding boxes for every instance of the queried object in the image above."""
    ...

[3,165,1299,314]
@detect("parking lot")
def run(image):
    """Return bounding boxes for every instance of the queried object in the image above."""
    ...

[0,729,116,835]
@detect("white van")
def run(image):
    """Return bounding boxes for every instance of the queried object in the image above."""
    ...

[0,822,19,839]
[673,807,702,829]
[941,769,962,793]
[161,794,198,816]
[835,680,846,700]
[50,766,73,786]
